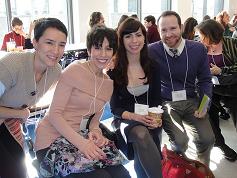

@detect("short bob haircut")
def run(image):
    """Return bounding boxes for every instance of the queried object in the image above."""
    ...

[34,18,68,42]
[11,17,23,27]
[114,17,151,86]
[196,19,224,45]
[86,25,118,56]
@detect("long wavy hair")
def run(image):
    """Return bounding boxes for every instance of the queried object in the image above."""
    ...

[113,17,151,86]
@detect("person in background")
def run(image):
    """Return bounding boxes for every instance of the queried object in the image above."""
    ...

[1,17,33,51]
[149,11,214,166]
[130,14,139,20]
[203,15,211,21]
[196,19,237,161]
[115,14,129,31]
[182,17,198,40]
[109,17,162,178]
[144,15,161,44]
[89,11,105,28]
[216,10,235,37]
[35,25,131,178]
[0,18,67,178]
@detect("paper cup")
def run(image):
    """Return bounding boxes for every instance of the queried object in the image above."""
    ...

[7,41,16,52]
[148,107,163,124]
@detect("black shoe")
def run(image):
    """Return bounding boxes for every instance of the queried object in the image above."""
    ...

[218,144,237,162]
[219,112,230,120]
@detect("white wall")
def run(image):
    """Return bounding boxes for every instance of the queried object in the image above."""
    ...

[172,0,193,23]
[72,0,109,44]
[224,0,237,16]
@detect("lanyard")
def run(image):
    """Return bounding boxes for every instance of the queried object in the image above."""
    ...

[211,54,227,67]
[163,45,189,91]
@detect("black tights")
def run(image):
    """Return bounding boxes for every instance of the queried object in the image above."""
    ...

[0,124,27,178]
[127,125,162,178]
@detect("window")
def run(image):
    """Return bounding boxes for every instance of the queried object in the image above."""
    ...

[192,0,204,22]
[192,0,224,22]
[10,0,68,35]
[0,0,8,46]
[108,0,138,28]
[141,0,170,23]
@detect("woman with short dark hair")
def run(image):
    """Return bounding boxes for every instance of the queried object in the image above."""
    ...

[196,19,237,162]
[35,25,131,178]
[0,17,67,178]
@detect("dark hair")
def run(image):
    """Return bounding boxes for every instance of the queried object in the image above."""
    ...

[196,19,224,45]
[11,17,23,27]
[182,17,198,40]
[89,12,103,28]
[86,25,118,56]
[203,15,211,21]
[34,18,68,42]
[157,11,182,28]
[117,15,129,30]
[130,14,138,20]
[144,15,156,25]
[114,17,151,86]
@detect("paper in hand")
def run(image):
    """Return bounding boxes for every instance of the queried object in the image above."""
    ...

[198,94,210,113]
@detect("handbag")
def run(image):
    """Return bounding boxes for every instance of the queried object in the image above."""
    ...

[213,73,237,97]
[161,144,215,178]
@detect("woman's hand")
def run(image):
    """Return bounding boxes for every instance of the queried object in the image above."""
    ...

[79,138,107,160]
[146,115,162,129]
[19,108,30,123]
[88,129,109,147]
[194,109,207,119]
[210,63,222,75]
[130,113,162,128]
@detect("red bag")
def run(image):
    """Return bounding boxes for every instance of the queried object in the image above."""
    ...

[162,144,215,178]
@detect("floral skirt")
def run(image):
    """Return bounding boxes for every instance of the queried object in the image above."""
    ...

[39,136,126,177]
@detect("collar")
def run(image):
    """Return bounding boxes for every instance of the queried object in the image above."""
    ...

[163,38,185,57]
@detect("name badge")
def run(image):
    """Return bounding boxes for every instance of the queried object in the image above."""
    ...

[172,90,187,102]
[134,103,148,115]
[212,76,220,85]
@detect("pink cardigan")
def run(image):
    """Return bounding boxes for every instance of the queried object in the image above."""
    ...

[34,61,113,151]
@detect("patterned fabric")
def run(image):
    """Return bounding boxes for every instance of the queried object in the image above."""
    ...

[4,118,24,147]
[222,37,237,74]
[40,135,126,177]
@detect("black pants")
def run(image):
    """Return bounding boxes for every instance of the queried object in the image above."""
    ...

[209,94,237,146]
[36,148,131,178]
[0,124,27,178]
[209,93,226,146]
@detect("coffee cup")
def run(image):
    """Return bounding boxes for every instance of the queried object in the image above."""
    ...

[148,106,163,124]
[6,41,16,52]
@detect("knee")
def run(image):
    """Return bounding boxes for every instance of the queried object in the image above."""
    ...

[197,131,215,152]
[128,126,152,145]
[171,134,189,153]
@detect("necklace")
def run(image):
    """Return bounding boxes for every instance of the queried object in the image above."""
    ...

[32,68,48,120]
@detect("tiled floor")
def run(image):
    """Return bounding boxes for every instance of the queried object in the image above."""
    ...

[25,117,237,178]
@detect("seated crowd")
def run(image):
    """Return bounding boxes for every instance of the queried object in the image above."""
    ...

[0,9,237,178]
